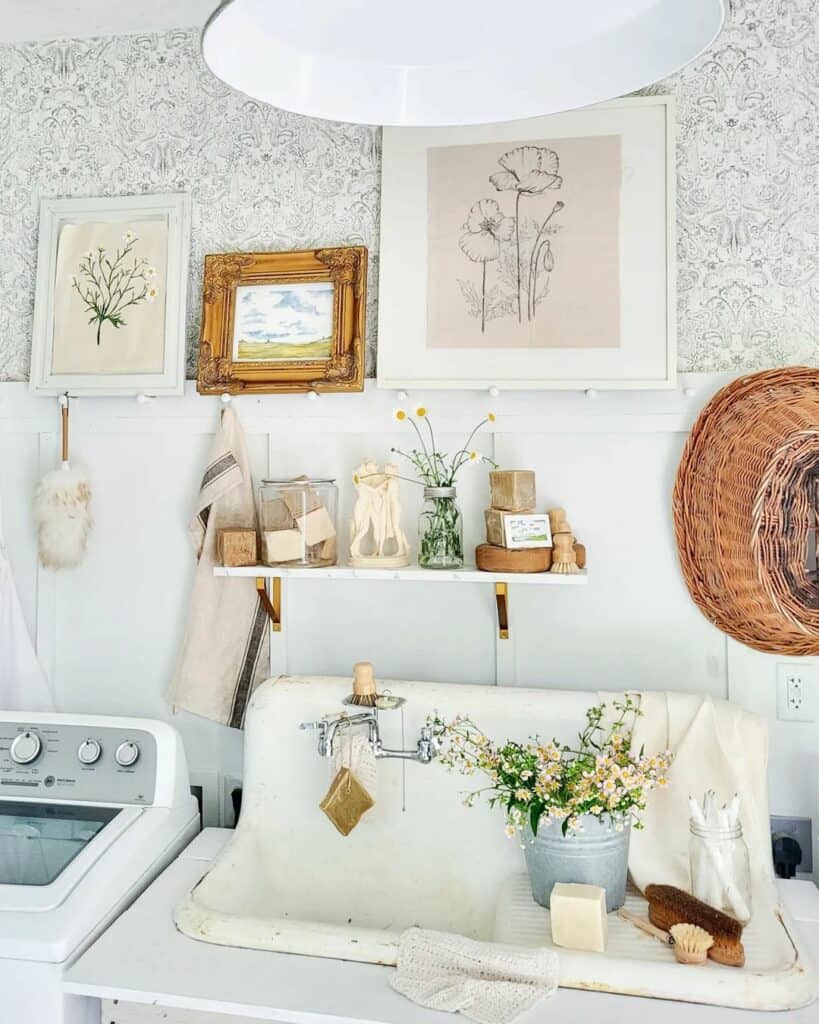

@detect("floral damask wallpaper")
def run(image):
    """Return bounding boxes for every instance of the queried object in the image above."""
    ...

[0,0,815,380]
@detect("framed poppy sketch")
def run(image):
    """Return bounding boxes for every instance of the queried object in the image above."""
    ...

[30,194,191,396]
[377,97,675,390]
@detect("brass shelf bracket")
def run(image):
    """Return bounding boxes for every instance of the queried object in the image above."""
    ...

[256,576,282,632]
[495,582,509,640]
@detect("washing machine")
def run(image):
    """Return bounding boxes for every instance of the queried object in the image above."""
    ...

[0,711,200,1023]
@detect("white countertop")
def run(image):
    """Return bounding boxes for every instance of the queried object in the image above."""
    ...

[65,829,819,1023]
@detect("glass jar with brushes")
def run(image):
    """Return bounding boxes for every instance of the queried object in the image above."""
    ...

[689,816,752,923]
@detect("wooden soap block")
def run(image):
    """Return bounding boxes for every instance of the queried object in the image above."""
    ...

[489,470,536,512]
[550,882,608,952]
[261,498,294,532]
[475,543,552,573]
[296,506,337,546]
[485,508,510,548]
[280,478,323,518]
[217,529,257,567]
[262,529,304,564]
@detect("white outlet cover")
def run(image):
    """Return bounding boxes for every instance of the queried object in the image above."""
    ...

[776,664,817,723]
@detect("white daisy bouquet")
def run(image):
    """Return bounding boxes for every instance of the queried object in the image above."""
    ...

[430,698,673,838]
[389,406,497,485]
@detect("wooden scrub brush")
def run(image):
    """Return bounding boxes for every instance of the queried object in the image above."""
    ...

[617,910,714,965]
[645,884,745,967]
[346,662,378,706]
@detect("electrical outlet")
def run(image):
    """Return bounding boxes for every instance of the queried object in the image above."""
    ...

[771,815,814,874]
[776,664,817,722]
[222,773,244,828]
[189,770,220,827]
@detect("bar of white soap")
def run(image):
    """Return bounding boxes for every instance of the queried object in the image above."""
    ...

[296,506,337,546]
[549,883,608,952]
[263,529,304,563]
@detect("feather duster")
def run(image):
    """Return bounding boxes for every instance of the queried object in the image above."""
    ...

[35,396,92,569]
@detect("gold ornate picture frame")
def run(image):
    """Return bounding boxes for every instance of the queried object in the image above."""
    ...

[197,246,366,395]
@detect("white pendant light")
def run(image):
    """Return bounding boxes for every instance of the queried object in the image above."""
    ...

[202,0,726,127]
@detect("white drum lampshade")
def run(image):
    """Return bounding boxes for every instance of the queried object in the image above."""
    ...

[202,0,726,126]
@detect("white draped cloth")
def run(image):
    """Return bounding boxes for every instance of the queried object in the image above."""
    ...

[625,691,776,908]
[0,496,53,711]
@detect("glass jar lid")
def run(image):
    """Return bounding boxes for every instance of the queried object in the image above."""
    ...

[689,819,742,840]
[262,478,336,485]
[424,486,456,499]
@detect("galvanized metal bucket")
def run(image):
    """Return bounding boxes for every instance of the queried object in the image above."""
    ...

[523,816,631,912]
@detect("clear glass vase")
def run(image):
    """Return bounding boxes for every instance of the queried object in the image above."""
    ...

[418,486,463,569]
[689,819,752,923]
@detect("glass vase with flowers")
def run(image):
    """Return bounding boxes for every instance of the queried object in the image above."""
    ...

[363,406,497,570]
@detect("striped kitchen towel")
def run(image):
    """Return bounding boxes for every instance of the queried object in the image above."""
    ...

[169,406,268,728]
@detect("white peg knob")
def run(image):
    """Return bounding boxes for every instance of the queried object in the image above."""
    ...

[683,386,697,397]
[585,388,597,399]
[221,393,232,404]
[489,386,500,398]
[307,390,319,401]
[136,393,148,404]
[397,390,408,401]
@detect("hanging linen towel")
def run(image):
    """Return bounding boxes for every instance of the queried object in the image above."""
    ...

[169,407,268,728]
[390,928,558,1024]
[620,692,776,908]
[0,495,53,711]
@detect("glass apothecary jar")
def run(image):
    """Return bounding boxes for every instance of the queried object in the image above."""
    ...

[418,486,463,570]
[689,819,752,923]
[259,478,338,567]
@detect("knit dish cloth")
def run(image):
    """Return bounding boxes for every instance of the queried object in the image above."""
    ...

[390,927,558,1024]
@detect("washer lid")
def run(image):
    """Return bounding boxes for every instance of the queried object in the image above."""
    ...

[0,805,139,914]
[0,801,120,889]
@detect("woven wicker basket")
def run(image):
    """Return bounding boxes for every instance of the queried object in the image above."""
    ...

[674,367,819,655]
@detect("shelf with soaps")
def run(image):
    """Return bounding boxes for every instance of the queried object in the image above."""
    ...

[476,470,587,575]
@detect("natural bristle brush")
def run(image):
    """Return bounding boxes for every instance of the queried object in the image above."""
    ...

[345,662,378,706]
[618,909,714,965]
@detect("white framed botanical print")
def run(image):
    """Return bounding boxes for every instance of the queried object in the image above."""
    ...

[377,97,676,391]
[29,193,191,396]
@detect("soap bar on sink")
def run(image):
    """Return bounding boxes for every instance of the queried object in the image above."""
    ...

[549,882,608,952]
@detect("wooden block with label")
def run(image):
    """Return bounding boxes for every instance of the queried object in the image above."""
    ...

[489,470,536,512]
[217,529,257,567]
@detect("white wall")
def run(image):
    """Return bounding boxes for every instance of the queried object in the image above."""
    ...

[1,375,816,876]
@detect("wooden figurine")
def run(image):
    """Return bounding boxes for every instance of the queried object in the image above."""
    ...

[349,461,410,568]
[548,508,580,575]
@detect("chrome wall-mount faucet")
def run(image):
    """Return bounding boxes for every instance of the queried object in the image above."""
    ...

[299,709,438,764]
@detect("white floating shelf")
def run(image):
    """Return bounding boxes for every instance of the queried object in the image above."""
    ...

[214,564,587,586]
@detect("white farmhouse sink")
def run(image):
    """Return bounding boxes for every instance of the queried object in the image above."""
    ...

[175,676,596,964]
[175,676,818,1011]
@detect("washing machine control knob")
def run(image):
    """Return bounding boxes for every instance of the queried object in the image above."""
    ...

[77,738,102,765]
[115,741,140,767]
[10,731,42,765]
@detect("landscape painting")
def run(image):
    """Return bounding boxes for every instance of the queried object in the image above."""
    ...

[232,281,335,362]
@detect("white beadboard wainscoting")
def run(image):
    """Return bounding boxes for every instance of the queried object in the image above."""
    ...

[0,375,816,869]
